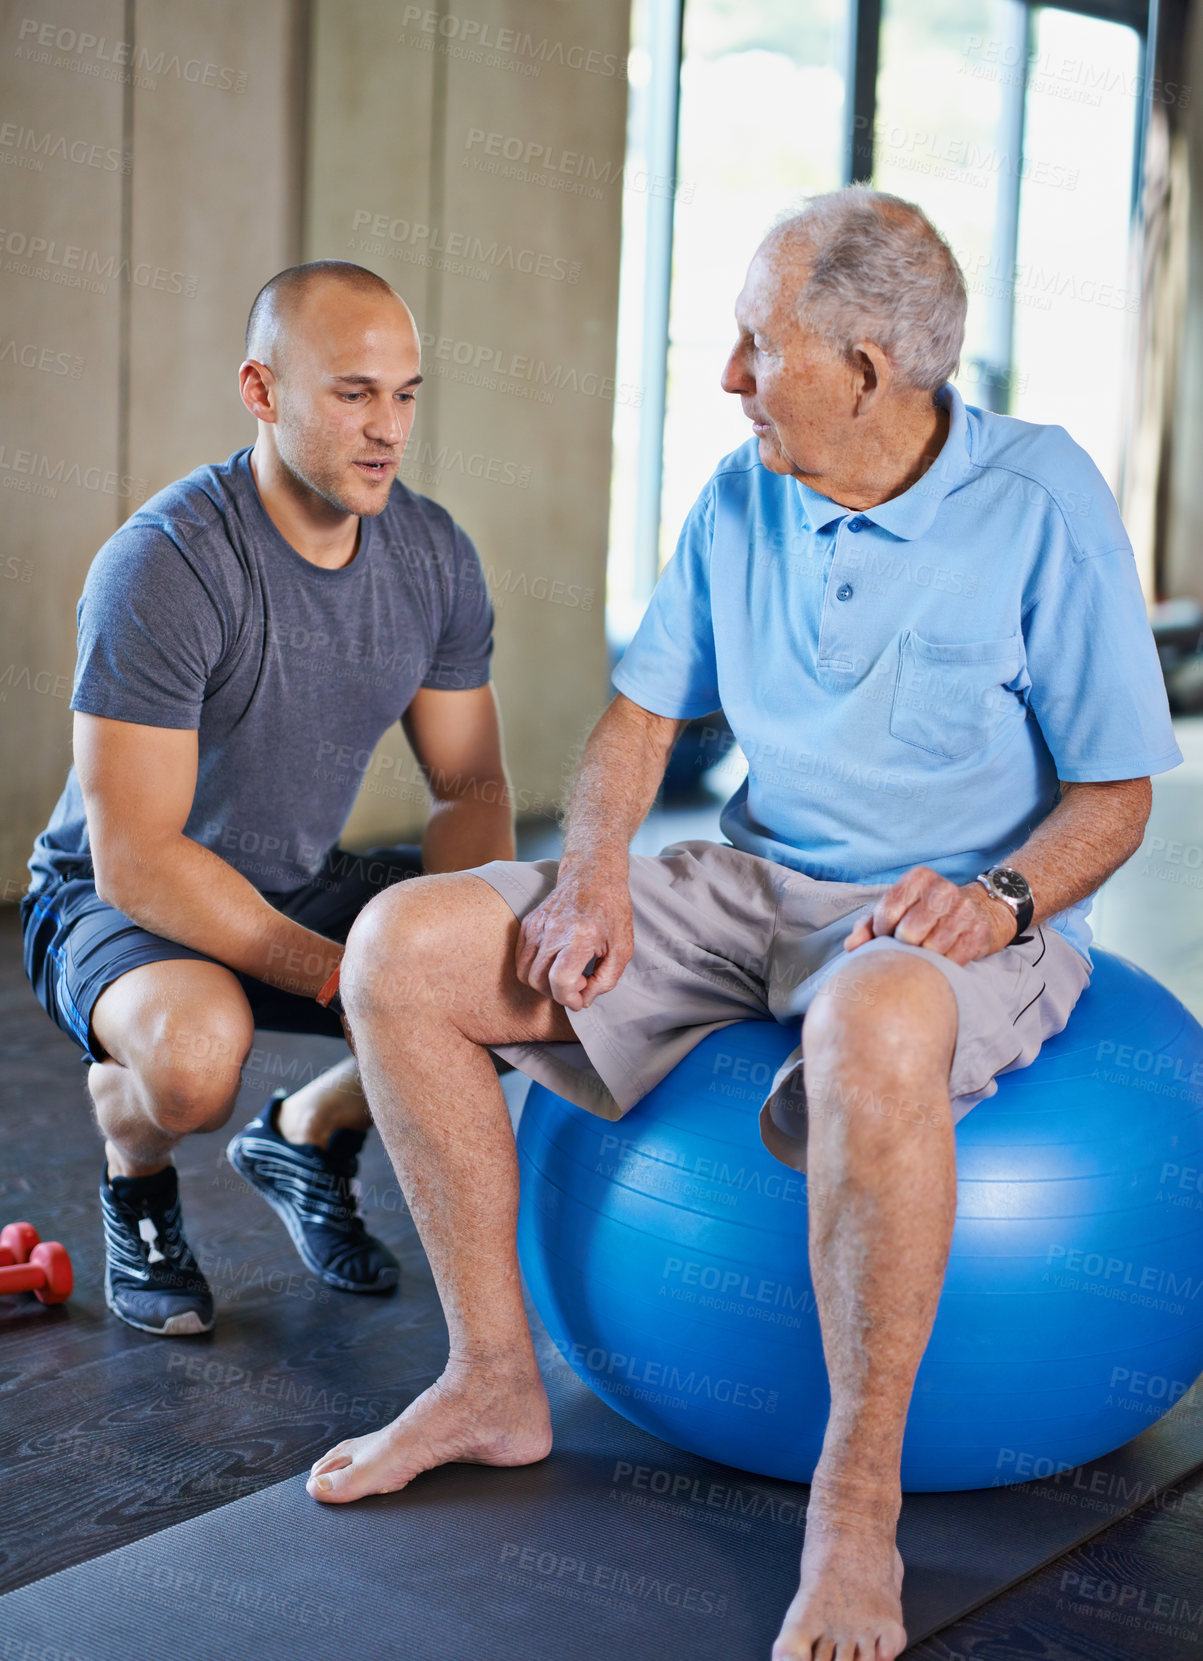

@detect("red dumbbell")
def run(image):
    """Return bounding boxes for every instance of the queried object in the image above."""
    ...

[0,1222,73,1304]
[0,1221,39,1266]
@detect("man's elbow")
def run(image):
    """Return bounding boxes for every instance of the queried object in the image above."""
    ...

[1072,776,1152,862]
[92,847,133,912]
[1117,777,1153,856]
[429,774,513,812]
[90,834,152,915]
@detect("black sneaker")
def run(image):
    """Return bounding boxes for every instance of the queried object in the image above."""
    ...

[100,1164,214,1336]
[225,1091,400,1294]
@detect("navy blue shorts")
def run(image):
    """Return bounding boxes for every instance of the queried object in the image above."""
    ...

[20,844,423,1065]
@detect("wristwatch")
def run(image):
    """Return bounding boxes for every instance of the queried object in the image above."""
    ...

[975,865,1034,943]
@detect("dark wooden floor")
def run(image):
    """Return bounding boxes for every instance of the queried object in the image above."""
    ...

[3,840,1203,1656]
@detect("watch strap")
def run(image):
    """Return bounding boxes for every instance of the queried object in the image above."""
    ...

[316,963,344,1017]
[976,870,1034,945]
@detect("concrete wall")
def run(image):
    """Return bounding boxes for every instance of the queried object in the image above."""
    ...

[0,0,309,893]
[1,1,127,896]
[308,0,627,842]
[0,0,627,893]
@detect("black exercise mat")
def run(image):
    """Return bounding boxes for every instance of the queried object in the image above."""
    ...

[3,1332,1202,1660]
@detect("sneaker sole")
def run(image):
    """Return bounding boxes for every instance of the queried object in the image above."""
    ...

[225,1134,399,1296]
[104,1268,214,1336]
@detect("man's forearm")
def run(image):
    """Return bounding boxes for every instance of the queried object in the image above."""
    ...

[96,835,342,997]
[1005,778,1151,924]
[421,793,515,873]
[559,695,686,879]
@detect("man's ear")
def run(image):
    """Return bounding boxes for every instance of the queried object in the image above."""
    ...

[850,342,890,415]
[238,359,278,423]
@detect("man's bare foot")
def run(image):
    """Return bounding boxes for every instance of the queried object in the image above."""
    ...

[773,1485,907,1661]
[305,1358,553,1504]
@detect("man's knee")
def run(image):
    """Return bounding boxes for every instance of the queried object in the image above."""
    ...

[135,1003,252,1136]
[342,873,470,1021]
[807,951,957,1067]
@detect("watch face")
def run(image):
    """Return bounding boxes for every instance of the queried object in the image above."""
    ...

[991,867,1030,902]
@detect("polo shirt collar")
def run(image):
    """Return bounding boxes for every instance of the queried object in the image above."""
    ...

[790,382,973,541]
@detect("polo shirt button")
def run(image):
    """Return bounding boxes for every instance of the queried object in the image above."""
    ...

[847,518,863,532]
[836,582,854,601]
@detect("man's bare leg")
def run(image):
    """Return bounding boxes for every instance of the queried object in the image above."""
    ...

[276,1055,372,1146]
[306,873,575,1502]
[89,959,256,1176]
[773,952,958,1661]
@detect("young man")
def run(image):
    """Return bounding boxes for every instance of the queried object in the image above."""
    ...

[22,261,514,1336]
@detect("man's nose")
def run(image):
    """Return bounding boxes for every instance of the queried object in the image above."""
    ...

[721,344,751,395]
[365,397,404,444]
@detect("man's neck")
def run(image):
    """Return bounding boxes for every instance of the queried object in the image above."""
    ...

[806,397,950,513]
[248,443,360,570]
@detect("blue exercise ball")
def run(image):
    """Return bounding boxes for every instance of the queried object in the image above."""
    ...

[516,950,1203,1492]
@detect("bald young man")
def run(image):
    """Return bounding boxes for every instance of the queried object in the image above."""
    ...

[22,261,513,1335]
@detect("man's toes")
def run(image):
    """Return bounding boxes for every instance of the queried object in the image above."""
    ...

[307,1460,361,1502]
[307,1448,350,1474]
[305,1445,369,1501]
[310,1442,352,1475]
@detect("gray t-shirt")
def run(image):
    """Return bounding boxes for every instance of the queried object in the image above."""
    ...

[31,446,494,894]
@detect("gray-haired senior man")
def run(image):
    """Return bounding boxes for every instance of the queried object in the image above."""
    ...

[304,189,1180,1661]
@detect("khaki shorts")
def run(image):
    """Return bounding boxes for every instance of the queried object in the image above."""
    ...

[471,839,1092,1171]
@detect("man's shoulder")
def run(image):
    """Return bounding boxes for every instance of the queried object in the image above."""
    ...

[704,437,772,496]
[692,440,780,515]
[97,450,249,563]
[125,447,250,535]
[85,450,252,605]
[377,479,477,568]
[961,402,1123,548]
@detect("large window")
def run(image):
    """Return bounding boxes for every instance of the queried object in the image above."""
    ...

[609,0,1149,638]
[877,1,1141,465]
[608,0,849,641]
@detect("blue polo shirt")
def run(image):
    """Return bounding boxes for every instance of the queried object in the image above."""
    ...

[612,383,1180,960]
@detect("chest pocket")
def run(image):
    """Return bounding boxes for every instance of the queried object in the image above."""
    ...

[890,630,1025,761]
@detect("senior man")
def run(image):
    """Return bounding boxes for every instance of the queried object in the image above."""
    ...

[303,190,1179,1661]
